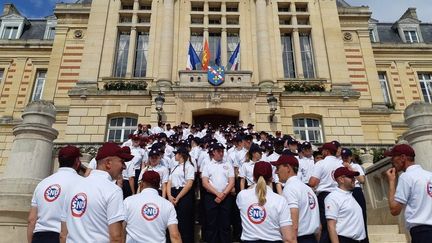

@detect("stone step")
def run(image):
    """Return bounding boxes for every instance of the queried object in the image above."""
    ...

[368,225,407,243]
[368,224,400,234]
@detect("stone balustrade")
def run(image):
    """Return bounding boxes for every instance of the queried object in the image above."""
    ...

[178,70,253,87]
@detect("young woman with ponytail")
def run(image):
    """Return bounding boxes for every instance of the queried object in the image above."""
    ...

[236,161,297,243]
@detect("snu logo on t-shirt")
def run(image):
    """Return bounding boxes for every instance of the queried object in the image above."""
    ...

[142,203,160,221]
[247,203,267,224]
[44,184,61,202]
[71,193,87,217]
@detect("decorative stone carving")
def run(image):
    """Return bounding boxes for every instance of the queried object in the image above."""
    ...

[343,32,353,41]
[74,29,83,39]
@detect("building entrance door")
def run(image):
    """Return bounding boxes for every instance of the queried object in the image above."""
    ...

[192,108,239,127]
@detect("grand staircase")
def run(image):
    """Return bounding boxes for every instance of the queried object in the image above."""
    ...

[368,225,408,243]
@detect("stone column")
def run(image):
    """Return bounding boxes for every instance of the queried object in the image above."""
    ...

[221,28,228,67]
[255,0,273,87]
[0,101,58,241]
[157,0,175,87]
[403,102,432,171]
[126,27,137,78]
[292,29,304,78]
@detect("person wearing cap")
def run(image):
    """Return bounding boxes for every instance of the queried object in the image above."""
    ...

[27,146,83,243]
[152,121,165,134]
[236,161,296,243]
[340,148,368,242]
[128,134,148,194]
[137,149,169,197]
[308,142,343,243]
[325,167,366,243]
[202,143,235,243]
[273,155,320,243]
[167,146,195,243]
[385,144,432,243]
[60,142,133,243]
[331,141,342,158]
[123,171,181,243]
[239,143,263,190]
[297,141,315,184]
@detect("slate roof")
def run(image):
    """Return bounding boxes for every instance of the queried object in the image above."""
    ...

[20,20,46,40]
[375,23,432,44]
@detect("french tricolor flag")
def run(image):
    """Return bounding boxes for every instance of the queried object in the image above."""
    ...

[228,43,240,71]
[186,42,201,70]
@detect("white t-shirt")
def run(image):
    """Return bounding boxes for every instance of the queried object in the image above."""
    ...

[395,165,432,229]
[265,152,280,163]
[124,188,178,243]
[236,186,292,241]
[61,170,125,243]
[325,188,366,240]
[349,163,365,188]
[202,159,235,192]
[168,162,195,188]
[31,168,82,233]
[88,158,97,170]
[282,176,320,236]
[297,156,315,184]
[233,148,248,168]
[130,146,147,169]
[138,164,169,189]
[311,155,343,193]
[122,161,135,180]
[239,160,256,187]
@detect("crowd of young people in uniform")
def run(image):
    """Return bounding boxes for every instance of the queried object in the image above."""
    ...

[27,120,432,243]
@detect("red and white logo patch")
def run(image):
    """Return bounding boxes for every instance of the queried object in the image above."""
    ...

[308,192,317,210]
[71,193,87,218]
[247,203,266,224]
[427,182,432,197]
[44,184,61,202]
[142,203,160,221]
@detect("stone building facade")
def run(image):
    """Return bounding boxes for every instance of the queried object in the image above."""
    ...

[0,0,431,173]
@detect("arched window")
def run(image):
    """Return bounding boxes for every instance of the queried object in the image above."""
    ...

[293,117,323,143]
[106,117,138,142]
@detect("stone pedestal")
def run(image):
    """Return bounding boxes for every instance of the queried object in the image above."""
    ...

[0,101,58,243]
[403,102,432,171]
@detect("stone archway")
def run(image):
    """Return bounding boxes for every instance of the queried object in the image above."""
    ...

[192,108,239,127]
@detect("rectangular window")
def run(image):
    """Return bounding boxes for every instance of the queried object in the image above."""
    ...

[107,117,138,142]
[0,69,4,84]
[2,26,19,39]
[227,33,240,70]
[404,30,419,43]
[378,72,392,104]
[281,34,295,78]
[300,34,315,78]
[190,32,203,70]
[46,27,55,40]
[369,29,376,42]
[293,118,323,143]
[209,32,221,66]
[419,73,432,103]
[134,32,149,77]
[114,32,130,77]
[31,70,47,101]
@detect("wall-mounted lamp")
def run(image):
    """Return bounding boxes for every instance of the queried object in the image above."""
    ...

[266,92,278,122]
[155,91,165,122]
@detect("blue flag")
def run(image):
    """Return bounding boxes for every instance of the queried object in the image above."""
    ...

[186,42,201,70]
[215,40,221,66]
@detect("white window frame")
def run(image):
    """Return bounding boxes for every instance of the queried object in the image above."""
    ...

[0,69,4,84]
[0,15,26,40]
[404,30,419,43]
[44,17,57,40]
[106,117,138,142]
[293,117,323,143]
[378,72,392,105]
[30,70,47,101]
[1,26,19,39]
[419,73,432,103]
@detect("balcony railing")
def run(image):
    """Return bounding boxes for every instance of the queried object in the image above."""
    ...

[178,70,253,87]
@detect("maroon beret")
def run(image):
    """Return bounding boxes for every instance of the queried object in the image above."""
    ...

[253,161,273,181]
[95,142,134,162]
[320,142,338,153]
[334,167,359,179]
[384,144,415,157]
[270,155,298,168]
[141,170,160,188]
[58,145,82,159]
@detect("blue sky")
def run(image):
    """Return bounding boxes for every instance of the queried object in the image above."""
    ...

[2,0,431,22]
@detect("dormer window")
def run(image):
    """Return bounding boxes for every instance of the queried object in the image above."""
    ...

[404,30,418,43]
[1,26,19,39]
[44,16,57,40]
[368,18,379,43]
[369,29,377,42]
